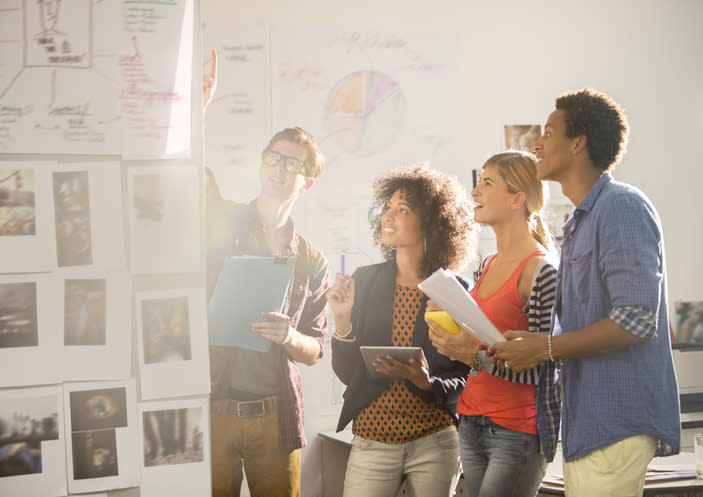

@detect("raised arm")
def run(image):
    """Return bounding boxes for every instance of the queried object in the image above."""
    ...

[203,48,217,113]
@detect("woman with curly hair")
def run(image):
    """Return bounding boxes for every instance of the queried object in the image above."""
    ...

[327,162,476,497]
[428,150,557,497]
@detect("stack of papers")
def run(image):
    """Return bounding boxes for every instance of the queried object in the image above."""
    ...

[418,268,504,346]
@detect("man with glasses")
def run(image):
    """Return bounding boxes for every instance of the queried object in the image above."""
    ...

[203,50,330,497]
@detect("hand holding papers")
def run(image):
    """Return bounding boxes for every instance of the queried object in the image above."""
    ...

[418,268,504,346]
[207,256,296,352]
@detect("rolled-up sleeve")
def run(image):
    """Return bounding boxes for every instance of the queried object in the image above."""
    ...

[598,191,664,341]
[609,306,657,340]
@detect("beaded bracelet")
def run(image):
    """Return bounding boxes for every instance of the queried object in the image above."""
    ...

[469,351,482,376]
[547,334,555,361]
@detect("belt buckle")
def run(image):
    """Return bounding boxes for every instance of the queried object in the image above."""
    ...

[237,399,266,417]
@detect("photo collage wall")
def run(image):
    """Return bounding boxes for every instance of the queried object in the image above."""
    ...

[0,160,212,497]
[0,161,212,497]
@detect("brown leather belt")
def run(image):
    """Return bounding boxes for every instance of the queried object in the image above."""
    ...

[212,397,274,418]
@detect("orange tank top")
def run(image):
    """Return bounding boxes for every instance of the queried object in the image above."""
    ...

[457,251,542,435]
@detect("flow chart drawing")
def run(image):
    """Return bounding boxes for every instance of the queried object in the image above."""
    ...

[0,0,194,157]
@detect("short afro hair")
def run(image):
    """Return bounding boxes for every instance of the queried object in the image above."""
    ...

[556,88,629,171]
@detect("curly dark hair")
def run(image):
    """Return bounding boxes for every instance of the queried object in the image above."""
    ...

[555,88,630,171]
[370,162,477,275]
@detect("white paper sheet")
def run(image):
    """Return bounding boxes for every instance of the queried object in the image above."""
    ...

[63,379,140,494]
[418,268,505,346]
[136,288,210,400]
[57,271,131,382]
[50,162,126,272]
[271,25,464,258]
[0,162,55,273]
[126,165,201,274]
[139,398,211,497]
[0,273,62,388]
[0,385,67,497]
[0,0,193,158]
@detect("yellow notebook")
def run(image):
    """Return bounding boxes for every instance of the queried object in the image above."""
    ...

[425,310,461,335]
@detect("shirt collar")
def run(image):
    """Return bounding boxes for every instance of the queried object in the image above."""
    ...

[562,172,613,237]
[574,172,613,215]
[243,200,298,255]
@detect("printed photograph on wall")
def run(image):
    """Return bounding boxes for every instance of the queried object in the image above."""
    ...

[143,407,204,467]
[543,202,574,250]
[132,174,164,225]
[0,281,38,348]
[0,394,59,477]
[674,301,703,345]
[127,166,200,274]
[0,169,35,236]
[53,171,93,267]
[141,296,192,364]
[68,388,125,479]
[504,124,541,152]
[71,429,118,480]
[64,278,106,346]
[139,398,211,496]
[69,387,127,432]
[64,380,140,493]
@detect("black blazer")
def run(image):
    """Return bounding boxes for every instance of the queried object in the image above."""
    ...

[332,260,471,432]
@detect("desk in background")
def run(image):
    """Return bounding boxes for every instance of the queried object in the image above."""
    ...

[538,448,703,497]
[319,431,703,497]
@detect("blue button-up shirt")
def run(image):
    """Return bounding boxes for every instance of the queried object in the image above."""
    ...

[552,173,680,462]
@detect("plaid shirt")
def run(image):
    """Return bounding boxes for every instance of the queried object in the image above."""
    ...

[546,173,680,462]
[207,199,330,450]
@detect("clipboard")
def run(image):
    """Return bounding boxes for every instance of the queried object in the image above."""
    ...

[360,346,427,379]
[207,256,296,352]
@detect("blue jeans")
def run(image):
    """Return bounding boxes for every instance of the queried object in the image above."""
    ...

[458,415,546,497]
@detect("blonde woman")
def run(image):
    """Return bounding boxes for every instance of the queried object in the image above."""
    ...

[428,151,557,497]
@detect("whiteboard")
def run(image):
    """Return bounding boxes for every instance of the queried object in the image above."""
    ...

[0,0,193,158]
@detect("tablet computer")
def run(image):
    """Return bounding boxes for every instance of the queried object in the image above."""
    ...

[359,346,427,379]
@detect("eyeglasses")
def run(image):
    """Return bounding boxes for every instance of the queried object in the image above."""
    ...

[262,150,310,176]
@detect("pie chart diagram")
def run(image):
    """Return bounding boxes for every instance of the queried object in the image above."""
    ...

[324,71,406,156]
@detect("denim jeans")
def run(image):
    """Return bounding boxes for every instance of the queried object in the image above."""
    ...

[458,415,546,497]
[343,425,461,497]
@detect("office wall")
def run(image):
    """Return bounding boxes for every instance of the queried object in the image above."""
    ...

[0,2,209,496]
[200,1,703,496]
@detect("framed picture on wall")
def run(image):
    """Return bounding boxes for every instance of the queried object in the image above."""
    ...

[504,124,541,152]
[674,300,703,347]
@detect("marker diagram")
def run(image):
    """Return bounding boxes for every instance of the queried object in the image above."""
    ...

[25,0,92,69]
[0,0,193,157]
[324,70,406,156]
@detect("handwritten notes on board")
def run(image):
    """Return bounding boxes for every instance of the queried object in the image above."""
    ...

[0,0,193,158]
